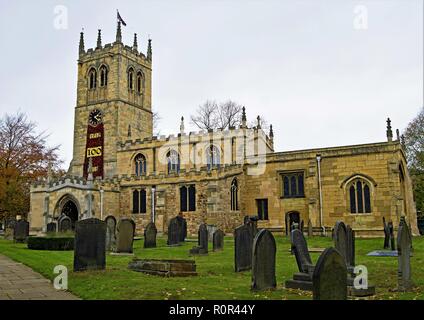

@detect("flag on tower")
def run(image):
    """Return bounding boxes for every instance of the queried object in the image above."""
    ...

[117,10,127,26]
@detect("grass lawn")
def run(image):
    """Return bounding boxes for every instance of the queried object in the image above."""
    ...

[0,235,423,300]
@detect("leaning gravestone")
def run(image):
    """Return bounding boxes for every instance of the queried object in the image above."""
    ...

[105,216,117,251]
[14,220,29,243]
[116,219,135,253]
[285,229,314,290]
[73,218,106,272]
[397,220,413,291]
[234,224,254,272]
[167,217,181,246]
[312,247,347,300]
[213,229,224,251]
[46,222,57,233]
[251,229,276,291]
[189,223,208,255]
[144,222,157,248]
[58,215,72,232]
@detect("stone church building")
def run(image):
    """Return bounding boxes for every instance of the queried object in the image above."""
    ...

[29,22,418,237]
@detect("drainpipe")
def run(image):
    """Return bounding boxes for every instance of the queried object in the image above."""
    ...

[316,154,325,236]
[151,186,156,223]
[100,188,104,220]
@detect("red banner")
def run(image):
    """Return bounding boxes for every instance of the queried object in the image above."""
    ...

[83,123,104,179]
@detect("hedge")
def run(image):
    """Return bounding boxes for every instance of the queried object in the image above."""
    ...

[27,236,74,251]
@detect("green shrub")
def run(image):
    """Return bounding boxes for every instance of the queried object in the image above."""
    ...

[27,236,74,251]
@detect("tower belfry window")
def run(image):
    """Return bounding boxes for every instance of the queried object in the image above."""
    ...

[128,68,134,90]
[100,66,108,87]
[88,68,97,89]
[137,72,143,93]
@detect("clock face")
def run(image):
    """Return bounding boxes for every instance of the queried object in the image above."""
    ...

[88,109,102,126]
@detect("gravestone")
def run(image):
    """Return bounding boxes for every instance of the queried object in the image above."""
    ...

[144,222,157,248]
[46,222,57,233]
[189,223,208,255]
[105,216,117,251]
[388,221,396,250]
[234,224,254,272]
[346,225,355,271]
[397,220,413,291]
[383,217,390,249]
[116,219,135,253]
[251,229,276,291]
[400,216,413,251]
[167,217,181,246]
[58,215,72,232]
[335,222,376,296]
[213,229,224,251]
[4,218,17,240]
[312,247,347,300]
[285,229,314,291]
[307,219,313,237]
[73,218,106,272]
[14,220,29,243]
[176,216,187,242]
[207,225,217,242]
[334,221,348,265]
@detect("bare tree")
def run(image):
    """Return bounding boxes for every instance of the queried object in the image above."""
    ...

[191,99,269,132]
[217,100,243,129]
[190,100,219,130]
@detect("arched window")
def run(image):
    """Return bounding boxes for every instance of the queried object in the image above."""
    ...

[88,68,97,89]
[134,154,147,176]
[231,178,239,211]
[128,68,134,90]
[167,150,180,174]
[136,71,143,93]
[100,65,108,87]
[206,145,220,170]
[349,179,372,214]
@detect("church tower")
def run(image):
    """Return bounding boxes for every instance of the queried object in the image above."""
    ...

[70,21,153,179]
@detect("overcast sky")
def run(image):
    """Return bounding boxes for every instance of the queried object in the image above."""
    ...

[0,0,422,168]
